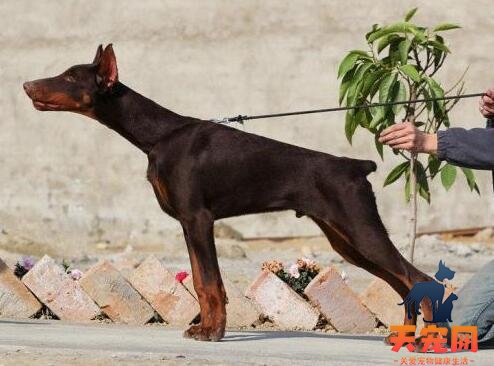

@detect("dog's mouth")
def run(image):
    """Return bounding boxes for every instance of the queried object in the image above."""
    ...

[32,100,66,111]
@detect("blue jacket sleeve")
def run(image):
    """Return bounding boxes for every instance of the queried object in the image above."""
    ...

[437,119,494,170]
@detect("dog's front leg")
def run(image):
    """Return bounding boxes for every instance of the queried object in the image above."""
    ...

[180,211,227,341]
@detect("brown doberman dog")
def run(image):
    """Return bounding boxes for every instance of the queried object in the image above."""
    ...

[23,44,433,342]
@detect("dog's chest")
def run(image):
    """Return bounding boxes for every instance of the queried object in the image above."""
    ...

[147,166,175,216]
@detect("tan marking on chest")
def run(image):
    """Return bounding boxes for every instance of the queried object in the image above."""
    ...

[149,176,174,213]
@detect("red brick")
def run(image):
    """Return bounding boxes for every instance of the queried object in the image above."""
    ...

[304,266,376,333]
[128,255,199,326]
[359,278,403,327]
[245,271,319,330]
[22,255,99,321]
[0,258,42,318]
[79,260,154,325]
[183,274,261,328]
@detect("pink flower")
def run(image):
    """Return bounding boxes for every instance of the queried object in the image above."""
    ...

[70,269,83,280]
[288,263,300,279]
[20,256,36,271]
[175,271,189,283]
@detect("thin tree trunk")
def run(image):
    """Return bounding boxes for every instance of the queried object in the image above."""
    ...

[407,86,418,264]
[408,153,418,264]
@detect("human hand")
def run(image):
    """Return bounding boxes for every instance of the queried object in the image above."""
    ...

[479,89,494,118]
[378,122,437,154]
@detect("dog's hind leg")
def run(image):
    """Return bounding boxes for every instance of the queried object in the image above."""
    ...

[180,211,227,341]
[308,176,433,338]
[311,217,423,322]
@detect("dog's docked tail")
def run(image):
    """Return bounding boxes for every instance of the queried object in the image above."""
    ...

[358,160,377,176]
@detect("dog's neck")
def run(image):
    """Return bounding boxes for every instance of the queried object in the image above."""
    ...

[92,82,196,154]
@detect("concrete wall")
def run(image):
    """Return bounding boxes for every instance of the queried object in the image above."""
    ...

[1,0,493,254]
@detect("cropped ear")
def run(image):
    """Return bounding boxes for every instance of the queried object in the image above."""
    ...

[439,260,444,267]
[92,44,103,64]
[96,44,118,89]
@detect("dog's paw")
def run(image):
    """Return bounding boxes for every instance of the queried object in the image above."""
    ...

[383,332,396,346]
[183,324,225,342]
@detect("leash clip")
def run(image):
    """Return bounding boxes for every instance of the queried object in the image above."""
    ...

[210,115,246,125]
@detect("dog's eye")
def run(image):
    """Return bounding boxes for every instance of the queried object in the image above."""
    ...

[64,75,76,83]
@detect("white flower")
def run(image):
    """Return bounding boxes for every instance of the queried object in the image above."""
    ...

[340,270,349,284]
[289,263,300,279]
[70,269,83,280]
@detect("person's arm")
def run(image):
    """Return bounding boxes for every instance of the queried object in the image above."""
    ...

[378,89,494,170]
[437,126,494,170]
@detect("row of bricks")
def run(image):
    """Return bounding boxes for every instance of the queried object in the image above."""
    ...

[0,256,403,331]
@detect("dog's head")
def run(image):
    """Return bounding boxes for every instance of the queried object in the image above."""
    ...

[23,44,118,117]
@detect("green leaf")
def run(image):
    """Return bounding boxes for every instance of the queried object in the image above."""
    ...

[354,109,367,128]
[357,108,373,128]
[337,51,370,78]
[428,155,441,179]
[374,134,384,160]
[418,180,431,203]
[404,8,418,22]
[433,23,461,32]
[379,73,398,103]
[426,76,447,119]
[461,167,480,194]
[412,29,427,44]
[416,160,431,203]
[367,22,416,43]
[399,64,421,83]
[441,164,457,190]
[429,40,450,53]
[365,24,381,41]
[346,79,363,108]
[368,70,387,99]
[433,35,446,68]
[388,36,404,65]
[421,88,433,112]
[339,67,356,104]
[369,106,386,129]
[377,34,403,54]
[384,161,410,186]
[345,110,359,144]
[346,62,375,105]
[398,38,412,65]
[361,69,386,102]
[405,173,411,202]
[338,53,360,79]
[392,80,407,115]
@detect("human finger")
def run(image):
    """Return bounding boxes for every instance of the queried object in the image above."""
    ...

[380,122,409,138]
[485,88,494,99]
[384,135,413,146]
